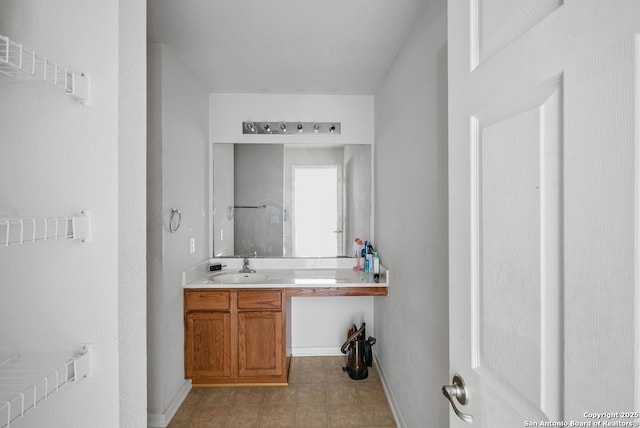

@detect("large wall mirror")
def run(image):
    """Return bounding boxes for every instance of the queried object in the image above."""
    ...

[212,143,371,258]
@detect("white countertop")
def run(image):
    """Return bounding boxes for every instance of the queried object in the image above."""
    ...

[183,258,389,289]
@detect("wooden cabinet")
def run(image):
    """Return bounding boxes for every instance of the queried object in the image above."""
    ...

[184,288,288,385]
[185,311,232,379]
[238,311,284,377]
[237,289,285,378]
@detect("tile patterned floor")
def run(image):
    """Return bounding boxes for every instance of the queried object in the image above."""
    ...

[168,356,397,428]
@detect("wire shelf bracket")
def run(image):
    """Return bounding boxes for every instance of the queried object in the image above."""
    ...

[0,34,91,106]
[0,344,94,428]
[1,210,92,247]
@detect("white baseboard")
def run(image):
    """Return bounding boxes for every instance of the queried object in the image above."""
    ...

[374,353,405,428]
[147,379,192,428]
[291,346,343,356]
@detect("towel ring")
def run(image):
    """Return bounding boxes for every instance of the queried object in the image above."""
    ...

[169,208,182,233]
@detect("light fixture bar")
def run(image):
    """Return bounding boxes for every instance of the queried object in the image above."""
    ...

[242,121,341,135]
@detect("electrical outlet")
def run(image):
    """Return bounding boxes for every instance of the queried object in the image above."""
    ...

[189,237,195,254]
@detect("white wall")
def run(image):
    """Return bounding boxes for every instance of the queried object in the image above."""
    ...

[118,0,148,426]
[210,93,373,145]
[0,0,147,426]
[373,1,449,427]
[147,44,210,426]
[290,296,374,356]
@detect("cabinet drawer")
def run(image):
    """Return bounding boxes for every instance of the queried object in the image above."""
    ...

[185,290,230,311]
[237,290,282,310]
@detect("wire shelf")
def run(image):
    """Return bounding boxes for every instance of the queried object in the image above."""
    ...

[0,345,93,428]
[0,211,92,247]
[0,34,90,105]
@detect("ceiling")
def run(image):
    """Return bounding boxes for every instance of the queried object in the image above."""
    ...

[147,0,427,95]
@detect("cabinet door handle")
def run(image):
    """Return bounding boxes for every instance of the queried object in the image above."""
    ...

[442,375,473,423]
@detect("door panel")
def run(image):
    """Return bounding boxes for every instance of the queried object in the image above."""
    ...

[472,79,563,420]
[472,0,563,69]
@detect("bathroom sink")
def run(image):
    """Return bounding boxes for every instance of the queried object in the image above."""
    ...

[209,272,268,284]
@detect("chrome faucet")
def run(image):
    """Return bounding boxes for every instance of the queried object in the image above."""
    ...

[239,257,256,273]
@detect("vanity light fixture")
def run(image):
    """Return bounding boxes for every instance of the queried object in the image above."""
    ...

[242,121,341,135]
[245,122,257,133]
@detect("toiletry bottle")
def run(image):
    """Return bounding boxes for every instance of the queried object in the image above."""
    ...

[354,237,363,270]
[373,252,380,282]
[366,242,375,274]
[361,241,367,272]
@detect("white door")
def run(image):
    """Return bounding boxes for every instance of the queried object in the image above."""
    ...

[292,165,340,256]
[284,146,345,256]
[448,1,640,426]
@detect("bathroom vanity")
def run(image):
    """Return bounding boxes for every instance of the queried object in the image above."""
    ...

[182,258,389,385]
[184,288,287,384]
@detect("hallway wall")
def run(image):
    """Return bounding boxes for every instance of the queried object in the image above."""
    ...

[0,0,147,426]
[373,1,449,426]
[147,44,210,426]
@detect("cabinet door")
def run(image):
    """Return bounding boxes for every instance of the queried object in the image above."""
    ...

[237,311,284,377]
[185,311,231,378]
